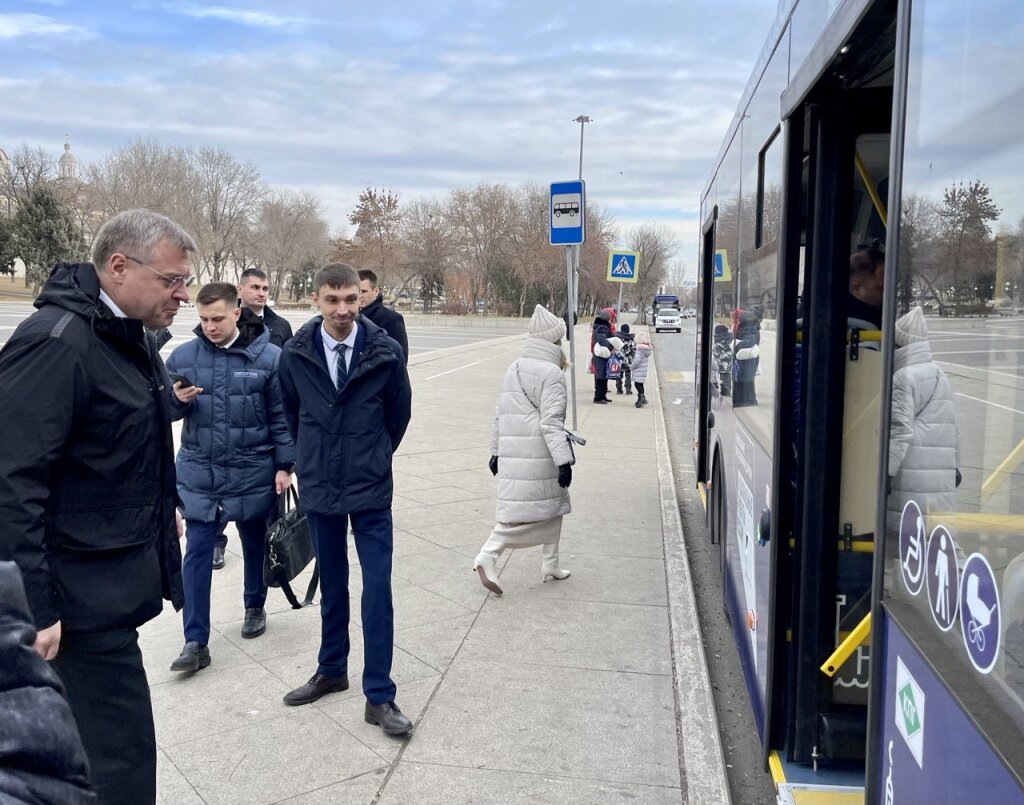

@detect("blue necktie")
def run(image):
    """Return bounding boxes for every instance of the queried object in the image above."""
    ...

[333,342,348,389]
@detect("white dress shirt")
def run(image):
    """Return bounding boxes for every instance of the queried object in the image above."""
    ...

[321,322,358,388]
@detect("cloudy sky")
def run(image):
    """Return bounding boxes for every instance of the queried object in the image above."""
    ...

[0,0,779,271]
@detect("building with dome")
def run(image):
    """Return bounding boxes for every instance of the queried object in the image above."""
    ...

[57,134,79,181]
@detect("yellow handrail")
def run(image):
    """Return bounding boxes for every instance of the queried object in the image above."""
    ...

[855,151,887,227]
[821,613,871,677]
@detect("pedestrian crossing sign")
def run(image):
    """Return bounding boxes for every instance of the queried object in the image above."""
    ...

[607,250,639,284]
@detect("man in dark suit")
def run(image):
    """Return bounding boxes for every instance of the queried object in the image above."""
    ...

[239,267,294,348]
[278,263,413,735]
[358,268,409,364]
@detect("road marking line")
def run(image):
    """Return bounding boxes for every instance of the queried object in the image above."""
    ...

[955,392,1024,416]
[423,357,490,381]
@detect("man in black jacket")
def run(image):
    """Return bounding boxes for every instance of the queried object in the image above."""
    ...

[0,208,195,805]
[278,263,413,735]
[0,562,93,805]
[239,267,294,348]
[358,268,409,364]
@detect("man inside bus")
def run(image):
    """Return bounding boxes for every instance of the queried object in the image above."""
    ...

[848,239,885,329]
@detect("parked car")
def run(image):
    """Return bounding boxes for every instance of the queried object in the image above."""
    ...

[655,308,682,333]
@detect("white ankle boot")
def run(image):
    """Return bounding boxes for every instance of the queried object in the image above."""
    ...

[473,550,503,595]
[541,543,571,582]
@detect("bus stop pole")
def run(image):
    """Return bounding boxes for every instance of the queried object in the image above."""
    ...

[566,244,578,431]
[616,283,623,320]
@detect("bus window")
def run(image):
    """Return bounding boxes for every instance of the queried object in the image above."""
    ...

[883,0,1024,777]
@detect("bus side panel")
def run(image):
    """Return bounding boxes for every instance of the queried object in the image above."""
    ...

[722,419,773,740]
[877,613,1024,804]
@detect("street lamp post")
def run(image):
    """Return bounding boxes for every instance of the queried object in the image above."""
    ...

[565,115,591,430]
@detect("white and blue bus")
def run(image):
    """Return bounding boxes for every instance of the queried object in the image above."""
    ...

[693,0,1024,802]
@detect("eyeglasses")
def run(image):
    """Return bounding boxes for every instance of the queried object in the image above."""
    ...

[124,255,196,288]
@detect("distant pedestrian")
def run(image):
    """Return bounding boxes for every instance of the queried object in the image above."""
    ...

[887,306,960,534]
[0,208,195,805]
[474,305,574,595]
[615,323,636,395]
[358,268,409,364]
[631,333,653,408]
[590,307,617,403]
[278,263,414,736]
[166,282,295,674]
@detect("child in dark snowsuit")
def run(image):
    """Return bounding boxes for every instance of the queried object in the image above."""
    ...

[614,323,637,395]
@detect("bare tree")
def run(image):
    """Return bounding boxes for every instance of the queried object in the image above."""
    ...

[348,187,402,284]
[189,146,266,282]
[0,145,54,207]
[400,199,454,312]
[628,223,679,323]
[447,183,516,313]
[252,191,330,302]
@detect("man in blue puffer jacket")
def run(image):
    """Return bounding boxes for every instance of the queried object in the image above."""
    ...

[166,283,295,673]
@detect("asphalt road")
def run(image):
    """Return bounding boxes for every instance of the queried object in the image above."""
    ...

[0,302,518,357]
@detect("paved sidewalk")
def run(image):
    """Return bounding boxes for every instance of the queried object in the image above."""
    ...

[144,324,727,804]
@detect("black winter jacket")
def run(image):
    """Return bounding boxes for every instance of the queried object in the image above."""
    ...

[0,263,184,631]
[360,296,409,364]
[0,562,94,805]
[278,316,411,515]
[260,304,294,349]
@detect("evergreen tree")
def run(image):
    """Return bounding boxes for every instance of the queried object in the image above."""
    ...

[12,184,87,294]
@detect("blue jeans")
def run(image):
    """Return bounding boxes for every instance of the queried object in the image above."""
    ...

[307,509,396,705]
[182,514,268,645]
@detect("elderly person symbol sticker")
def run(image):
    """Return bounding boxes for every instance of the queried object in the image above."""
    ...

[925,525,959,632]
[960,553,1001,674]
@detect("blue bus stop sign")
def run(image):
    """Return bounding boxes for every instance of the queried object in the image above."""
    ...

[550,180,586,245]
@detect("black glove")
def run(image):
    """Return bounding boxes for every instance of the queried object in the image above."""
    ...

[955,468,962,487]
[489,455,499,476]
[558,464,572,488]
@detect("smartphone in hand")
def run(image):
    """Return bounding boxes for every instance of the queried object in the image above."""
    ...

[170,373,195,389]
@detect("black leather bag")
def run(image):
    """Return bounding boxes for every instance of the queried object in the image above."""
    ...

[264,486,319,609]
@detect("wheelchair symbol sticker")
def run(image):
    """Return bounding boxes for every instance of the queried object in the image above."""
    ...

[959,553,1000,674]
[899,500,926,596]
[926,526,959,632]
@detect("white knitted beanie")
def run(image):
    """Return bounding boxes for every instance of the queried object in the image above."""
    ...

[527,304,566,343]
[895,306,927,347]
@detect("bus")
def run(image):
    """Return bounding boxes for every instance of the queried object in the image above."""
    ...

[693,1,1024,802]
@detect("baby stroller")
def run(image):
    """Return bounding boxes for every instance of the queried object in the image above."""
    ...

[712,324,733,397]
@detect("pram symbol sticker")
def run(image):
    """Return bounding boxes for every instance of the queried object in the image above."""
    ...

[925,525,959,632]
[899,500,926,596]
[959,553,1001,674]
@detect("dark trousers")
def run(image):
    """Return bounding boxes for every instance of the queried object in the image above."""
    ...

[615,366,632,393]
[593,377,609,401]
[182,514,268,644]
[307,509,396,705]
[635,381,645,396]
[53,629,156,805]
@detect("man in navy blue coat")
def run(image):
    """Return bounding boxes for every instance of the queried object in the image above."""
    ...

[278,263,413,735]
[166,282,295,673]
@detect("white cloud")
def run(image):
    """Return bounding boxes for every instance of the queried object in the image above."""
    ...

[163,2,313,29]
[0,13,88,40]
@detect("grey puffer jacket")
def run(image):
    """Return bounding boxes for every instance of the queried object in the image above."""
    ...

[491,338,573,524]
[887,341,959,533]
[630,342,652,383]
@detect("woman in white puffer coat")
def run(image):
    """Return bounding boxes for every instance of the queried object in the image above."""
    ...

[473,305,575,595]
[887,306,960,535]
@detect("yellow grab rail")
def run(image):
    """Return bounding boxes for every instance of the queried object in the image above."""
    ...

[821,612,872,677]
[855,151,888,227]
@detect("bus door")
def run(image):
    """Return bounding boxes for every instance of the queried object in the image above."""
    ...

[694,205,718,489]
[777,9,898,770]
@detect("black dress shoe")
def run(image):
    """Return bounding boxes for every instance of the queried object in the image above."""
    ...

[365,700,413,735]
[593,398,609,404]
[170,641,210,673]
[283,672,349,706]
[212,545,225,570]
[240,607,266,639]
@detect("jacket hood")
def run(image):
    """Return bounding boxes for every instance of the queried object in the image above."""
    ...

[193,307,269,357]
[894,339,933,370]
[34,262,105,320]
[521,337,564,366]
[895,306,927,347]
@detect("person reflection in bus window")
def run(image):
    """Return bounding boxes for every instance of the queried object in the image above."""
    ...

[849,240,885,329]
[886,306,960,536]
[732,308,761,407]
